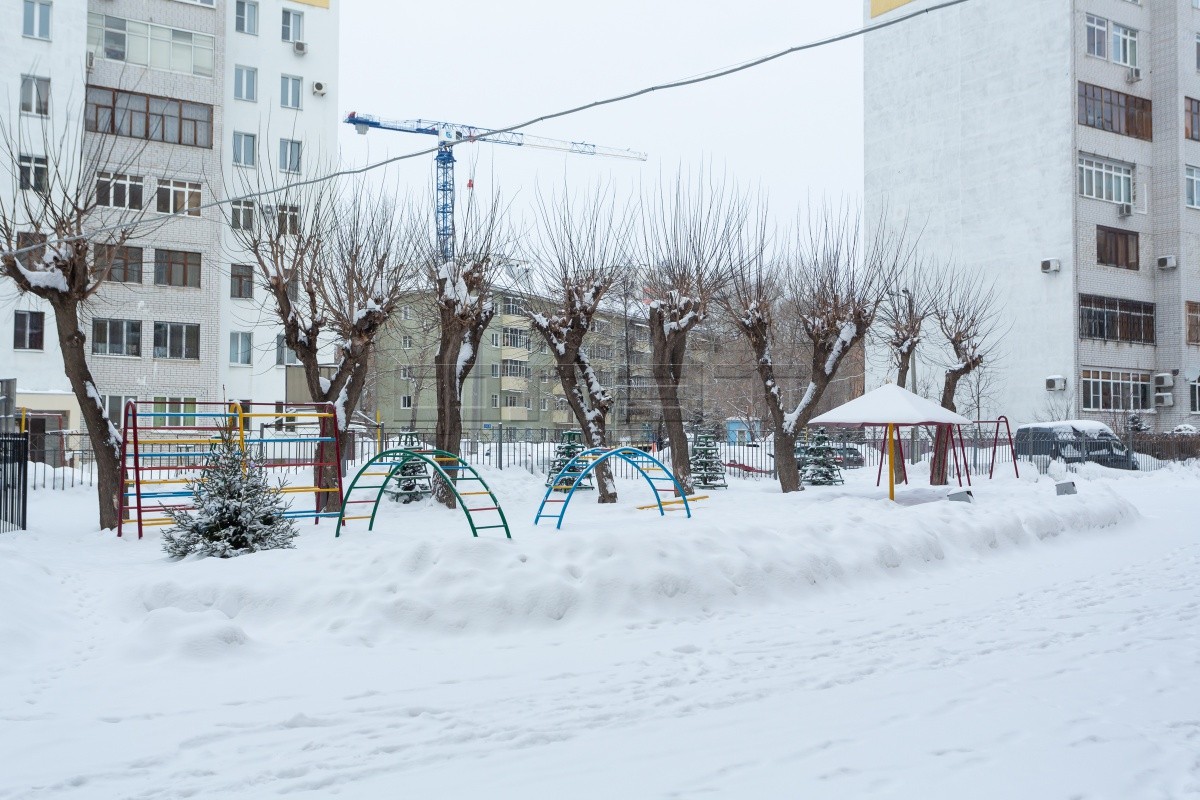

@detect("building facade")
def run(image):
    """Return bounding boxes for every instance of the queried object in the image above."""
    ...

[865,0,1200,430]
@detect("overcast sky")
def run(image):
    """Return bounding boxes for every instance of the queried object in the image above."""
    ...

[335,2,863,226]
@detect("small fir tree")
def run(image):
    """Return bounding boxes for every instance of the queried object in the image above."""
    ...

[162,430,298,559]
[799,427,843,486]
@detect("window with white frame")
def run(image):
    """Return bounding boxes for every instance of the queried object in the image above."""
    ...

[18,155,48,193]
[401,305,412,320]
[235,0,258,34]
[540,397,549,411]
[281,9,303,41]
[92,318,141,357]
[1196,33,1200,71]
[153,322,200,359]
[229,331,252,365]
[20,76,49,116]
[402,335,413,350]
[400,395,412,409]
[233,131,256,166]
[152,396,197,428]
[13,310,44,350]
[1080,368,1151,411]
[230,200,255,230]
[490,332,500,347]
[1188,166,1200,209]
[280,75,302,109]
[279,138,301,172]
[490,394,499,408]
[1078,155,1133,204]
[101,395,137,427]
[1112,23,1138,67]
[1192,380,1200,413]
[491,363,500,377]
[502,359,529,378]
[23,0,51,40]
[1086,14,1108,59]
[96,172,143,209]
[503,394,523,408]
[275,334,299,365]
[398,365,412,379]
[156,180,201,216]
[86,14,214,77]
[234,65,257,101]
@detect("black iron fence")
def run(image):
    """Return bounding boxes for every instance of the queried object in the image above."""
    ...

[1,433,29,532]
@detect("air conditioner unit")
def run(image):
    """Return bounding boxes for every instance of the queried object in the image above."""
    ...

[1126,67,1142,83]
[1118,202,1134,218]
[292,40,308,55]
[1045,375,1066,392]
[1155,392,1174,408]
[1154,373,1174,389]
[312,81,327,96]
[1158,255,1178,270]
[1040,258,1061,273]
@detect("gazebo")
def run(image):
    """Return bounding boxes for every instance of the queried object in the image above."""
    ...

[809,384,972,500]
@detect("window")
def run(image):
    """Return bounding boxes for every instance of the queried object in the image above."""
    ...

[1078,295,1155,344]
[15,232,46,269]
[279,138,302,172]
[1112,23,1138,68]
[281,9,303,41]
[1077,82,1151,140]
[275,204,300,234]
[491,363,500,377]
[18,155,48,193]
[1193,381,1200,413]
[229,331,252,365]
[92,318,141,356]
[1190,99,1200,142]
[232,132,256,166]
[490,332,500,347]
[85,86,213,148]
[1188,166,1200,209]
[230,200,255,230]
[503,394,524,408]
[503,295,522,315]
[398,365,412,379]
[1078,155,1133,204]
[23,0,50,39]
[1081,368,1151,411]
[235,1,258,34]
[401,305,412,320]
[234,66,257,101]
[20,76,49,116]
[101,395,137,427]
[1086,14,1108,59]
[402,335,413,350]
[1096,226,1138,270]
[285,276,299,301]
[502,359,530,378]
[154,249,201,288]
[502,327,528,349]
[231,264,254,298]
[280,75,302,109]
[96,244,143,283]
[400,395,413,409]
[1196,33,1200,72]
[153,322,200,359]
[156,180,201,216]
[95,172,143,209]
[275,334,299,365]
[13,310,44,350]
[540,397,549,411]
[86,14,214,77]
[152,397,197,428]
[490,394,499,408]
[1187,301,1200,345]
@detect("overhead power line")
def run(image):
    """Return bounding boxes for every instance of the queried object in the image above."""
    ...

[2,0,973,260]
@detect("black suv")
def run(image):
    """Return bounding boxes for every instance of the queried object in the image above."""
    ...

[1014,423,1138,470]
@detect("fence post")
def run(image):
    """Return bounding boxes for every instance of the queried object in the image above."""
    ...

[497,423,503,470]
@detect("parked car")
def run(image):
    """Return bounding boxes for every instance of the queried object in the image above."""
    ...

[833,446,865,469]
[1014,421,1138,470]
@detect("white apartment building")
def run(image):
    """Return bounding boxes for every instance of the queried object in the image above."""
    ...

[0,0,338,437]
[865,0,1200,431]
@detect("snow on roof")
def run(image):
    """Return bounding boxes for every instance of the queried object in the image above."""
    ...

[1015,420,1117,436]
[809,383,972,427]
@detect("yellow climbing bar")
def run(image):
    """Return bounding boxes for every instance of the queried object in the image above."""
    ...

[279,486,340,494]
[636,495,708,510]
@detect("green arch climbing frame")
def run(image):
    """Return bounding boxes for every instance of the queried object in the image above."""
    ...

[533,446,692,529]
[337,448,511,538]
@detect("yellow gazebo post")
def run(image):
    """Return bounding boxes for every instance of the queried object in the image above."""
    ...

[886,423,895,501]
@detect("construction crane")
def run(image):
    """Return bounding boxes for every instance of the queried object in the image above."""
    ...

[345,112,647,262]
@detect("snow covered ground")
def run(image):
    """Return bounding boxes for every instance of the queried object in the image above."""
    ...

[2,462,1198,798]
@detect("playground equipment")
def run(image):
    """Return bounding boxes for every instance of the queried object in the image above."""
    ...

[337,448,511,538]
[382,432,432,503]
[689,434,728,488]
[545,430,593,492]
[119,401,342,539]
[534,446,693,529]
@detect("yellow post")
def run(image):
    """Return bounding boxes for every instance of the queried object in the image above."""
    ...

[887,423,896,501]
[375,409,382,450]
[20,408,27,433]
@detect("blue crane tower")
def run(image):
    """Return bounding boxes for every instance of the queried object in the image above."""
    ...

[345,113,647,262]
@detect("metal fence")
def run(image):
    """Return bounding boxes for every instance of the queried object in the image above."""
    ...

[1,433,29,532]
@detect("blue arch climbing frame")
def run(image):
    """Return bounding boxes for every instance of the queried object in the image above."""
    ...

[534,446,691,529]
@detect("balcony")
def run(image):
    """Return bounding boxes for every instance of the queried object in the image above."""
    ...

[500,375,528,392]
[500,346,529,362]
[552,409,575,425]
[500,407,529,422]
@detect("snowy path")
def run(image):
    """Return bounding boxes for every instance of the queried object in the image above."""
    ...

[2,476,1199,798]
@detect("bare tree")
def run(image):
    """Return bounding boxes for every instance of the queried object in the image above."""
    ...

[877,266,941,390]
[523,185,633,503]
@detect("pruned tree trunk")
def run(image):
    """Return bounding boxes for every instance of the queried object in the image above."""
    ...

[648,309,696,495]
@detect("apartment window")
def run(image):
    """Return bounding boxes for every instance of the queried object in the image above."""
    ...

[1188,166,1200,209]
[401,335,413,350]
[503,295,522,315]
[1078,295,1155,344]
[13,311,44,350]
[154,249,201,288]
[1187,301,1200,345]
[1078,155,1133,204]
[230,200,255,230]
[540,397,549,411]
[20,76,49,116]
[1196,33,1200,71]
[1112,23,1138,68]
[231,264,254,298]
[234,66,257,101]
[280,75,302,109]
[1077,82,1151,141]
[275,334,299,365]
[153,322,200,359]
[1086,14,1108,58]
[229,331,252,365]
[156,180,201,216]
[1081,368,1151,411]
[491,363,500,378]
[490,332,500,347]
[92,318,141,357]
[490,394,499,408]
[400,395,413,409]
[152,397,197,428]
[281,9,303,41]
[18,155,48,193]
[398,365,412,380]
[401,305,412,320]
[503,394,524,408]
[279,138,302,172]
[1192,381,1200,413]
[235,0,258,34]
[23,0,51,39]
[86,14,214,77]
[85,86,213,148]
[96,244,143,283]
[1096,226,1138,270]
[502,327,528,349]
[95,172,143,209]
[502,359,530,378]
[232,132,256,166]
[102,395,136,427]
[1190,99,1200,142]
[275,204,300,234]
[15,231,46,269]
